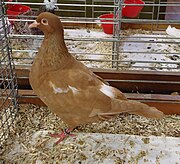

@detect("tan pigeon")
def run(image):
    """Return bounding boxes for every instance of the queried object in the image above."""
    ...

[29,12,164,144]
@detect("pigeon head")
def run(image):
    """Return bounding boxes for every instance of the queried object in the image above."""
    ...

[29,12,63,36]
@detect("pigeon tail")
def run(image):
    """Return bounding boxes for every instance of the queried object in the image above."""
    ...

[98,99,164,120]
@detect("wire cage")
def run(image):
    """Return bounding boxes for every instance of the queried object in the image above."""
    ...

[0,1,18,146]
[1,0,180,147]
[0,0,180,161]
[5,0,180,72]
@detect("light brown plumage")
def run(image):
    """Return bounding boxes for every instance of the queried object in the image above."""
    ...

[29,12,164,131]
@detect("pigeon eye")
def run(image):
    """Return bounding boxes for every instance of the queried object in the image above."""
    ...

[41,18,48,25]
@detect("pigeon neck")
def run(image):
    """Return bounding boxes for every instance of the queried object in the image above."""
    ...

[39,31,72,69]
[45,31,68,53]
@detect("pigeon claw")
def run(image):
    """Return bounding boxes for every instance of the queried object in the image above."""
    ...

[49,129,76,145]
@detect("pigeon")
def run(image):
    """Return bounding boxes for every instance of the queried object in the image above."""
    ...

[29,12,164,144]
[38,0,58,14]
[13,0,58,35]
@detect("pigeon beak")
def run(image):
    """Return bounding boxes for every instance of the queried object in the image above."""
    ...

[29,20,40,29]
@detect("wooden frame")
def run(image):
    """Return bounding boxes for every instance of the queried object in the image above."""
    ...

[1,66,179,115]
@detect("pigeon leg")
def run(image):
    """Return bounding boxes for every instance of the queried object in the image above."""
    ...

[49,128,76,144]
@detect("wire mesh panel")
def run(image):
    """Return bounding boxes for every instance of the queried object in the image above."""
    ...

[0,0,18,146]
[5,0,180,72]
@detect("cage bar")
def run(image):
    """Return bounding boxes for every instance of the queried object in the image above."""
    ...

[0,0,18,146]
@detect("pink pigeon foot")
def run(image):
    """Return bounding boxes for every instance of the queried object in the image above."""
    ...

[49,129,76,145]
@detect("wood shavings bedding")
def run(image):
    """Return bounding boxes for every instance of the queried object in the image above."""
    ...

[1,104,179,163]
[66,40,113,68]
[0,107,16,146]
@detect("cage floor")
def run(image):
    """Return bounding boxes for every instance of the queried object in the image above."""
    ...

[10,28,180,71]
[1,105,180,163]
[2,133,180,163]
[120,33,180,71]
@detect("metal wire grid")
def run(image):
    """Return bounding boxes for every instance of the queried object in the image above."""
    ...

[0,1,18,146]
[5,0,180,71]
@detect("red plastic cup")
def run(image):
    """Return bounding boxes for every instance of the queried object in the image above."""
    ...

[7,4,31,24]
[122,0,145,18]
[99,14,114,34]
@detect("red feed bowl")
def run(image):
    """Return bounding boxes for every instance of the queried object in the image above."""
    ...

[99,14,114,34]
[122,0,145,18]
[7,4,31,24]
[99,0,144,34]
